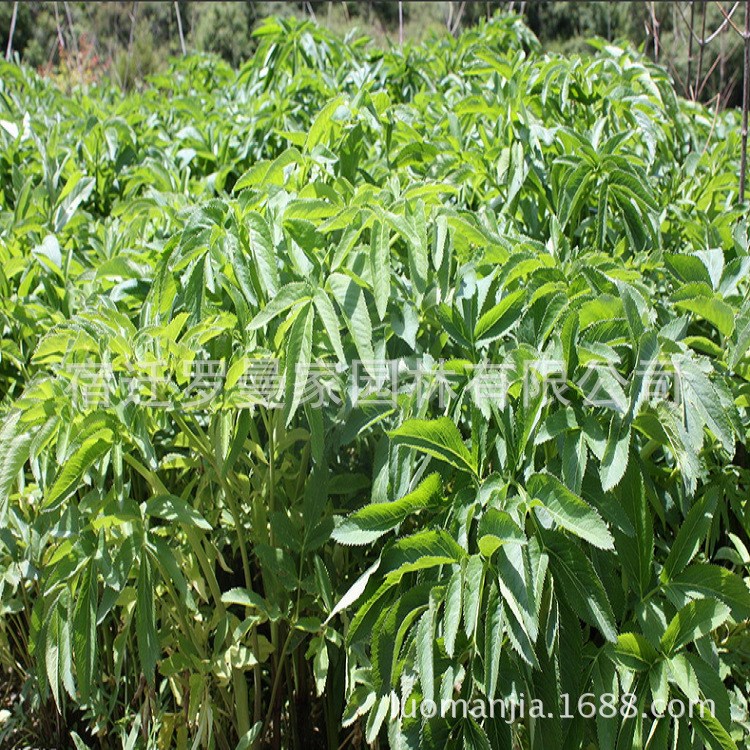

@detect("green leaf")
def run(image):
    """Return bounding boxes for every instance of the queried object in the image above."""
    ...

[0,411,32,521]
[325,558,381,625]
[611,632,658,671]
[328,272,375,374]
[674,356,736,454]
[369,220,390,321]
[591,653,618,750]
[691,706,738,750]
[463,554,484,640]
[45,607,61,709]
[332,473,442,545]
[660,599,731,655]
[443,565,462,657]
[73,562,97,702]
[313,288,346,364]
[613,461,653,598]
[473,289,526,346]
[674,297,735,337]
[416,604,435,703]
[600,417,630,492]
[245,211,279,296]
[666,653,699,703]
[284,302,314,425]
[665,253,713,286]
[235,723,263,750]
[496,544,539,667]
[306,95,345,151]
[529,472,614,550]
[44,429,113,510]
[665,563,750,621]
[221,588,281,622]
[661,492,718,583]
[541,529,617,642]
[463,718,492,750]
[389,417,477,476]
[145,494,211,530]
[246,281,310,331]
[484,583,504,699]
[477,508,526,557]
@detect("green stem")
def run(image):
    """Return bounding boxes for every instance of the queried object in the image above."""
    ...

[174,411,263,736]
[260,626,295,744]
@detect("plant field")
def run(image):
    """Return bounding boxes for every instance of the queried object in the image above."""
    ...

[1,13,750,750]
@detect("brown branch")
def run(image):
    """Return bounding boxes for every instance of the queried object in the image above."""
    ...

[705,1,741,44]
[716,0,745,36]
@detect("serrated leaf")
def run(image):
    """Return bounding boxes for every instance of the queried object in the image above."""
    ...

[416,605,435,703]
[73,562,97,702]
[370,220,390,321]
[674,297,734,337]
[313,288,346,364]
[328,272,375,374]
[600,417,630,492]
[44,429,113,510]
[660,599,730,655]
[0,411,32,521]
[611,632,658,671]
[473,289,525,346]
[145,494,211,530]
[245,211,279,295]
[529,472,614,550]
[246,281,310,331]
[332,473,442,545]
[477,508,526,557]
[284,302,314,425]
[389,417,477,476]
[541,529,617,642]
[443,566,462,657]
[661,492,718,583]
[665,563,750,621]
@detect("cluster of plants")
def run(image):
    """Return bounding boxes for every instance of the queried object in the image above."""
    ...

[0,12,749,750]
[4,3,748,107]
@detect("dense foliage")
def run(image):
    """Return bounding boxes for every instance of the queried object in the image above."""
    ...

[2,2,746,107]
[0,12,749,750]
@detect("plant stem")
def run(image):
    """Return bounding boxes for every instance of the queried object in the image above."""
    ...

[261,626,295,743]
[5,2,18,61]
[741,0,750,200]
[174,0,186,56]
[696,0,707,98]
[687,0,695,99]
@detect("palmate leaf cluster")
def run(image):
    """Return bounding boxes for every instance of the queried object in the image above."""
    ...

[0,12,749,750]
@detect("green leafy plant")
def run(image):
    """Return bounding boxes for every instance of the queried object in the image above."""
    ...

[0,11,749,750]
